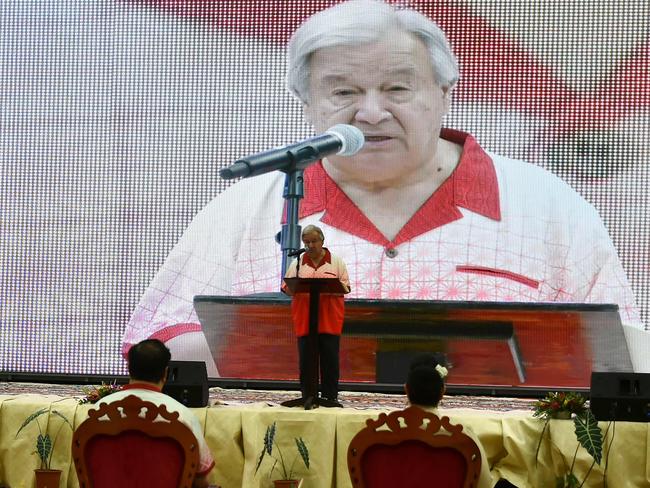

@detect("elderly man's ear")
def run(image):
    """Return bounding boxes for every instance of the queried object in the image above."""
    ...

[441,83,456,115]
[302,102,314,127]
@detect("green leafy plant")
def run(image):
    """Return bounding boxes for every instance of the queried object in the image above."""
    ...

[532,392,607,488]
[255,422,310,481]
[15,408,74,470]
[77,381,122,404]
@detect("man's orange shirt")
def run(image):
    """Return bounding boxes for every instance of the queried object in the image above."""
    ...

[282,248,350,337]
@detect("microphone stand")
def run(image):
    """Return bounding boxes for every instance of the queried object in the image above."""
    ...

[279,165,304,278]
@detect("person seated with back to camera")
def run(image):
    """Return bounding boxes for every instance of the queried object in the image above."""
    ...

[405,353,495,488]
[100,339,216,488]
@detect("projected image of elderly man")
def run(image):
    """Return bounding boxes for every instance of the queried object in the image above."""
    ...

[123,0,643,372]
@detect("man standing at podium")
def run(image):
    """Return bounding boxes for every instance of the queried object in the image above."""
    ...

[282,225,351,404]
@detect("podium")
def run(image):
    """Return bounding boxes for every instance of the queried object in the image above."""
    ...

[281,277,348,409]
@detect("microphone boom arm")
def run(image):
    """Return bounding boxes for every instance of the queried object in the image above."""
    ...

[220,136,339,180]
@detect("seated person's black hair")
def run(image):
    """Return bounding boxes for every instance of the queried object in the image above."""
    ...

[406,353,447,407]
[409,352,447,371]
[127,339,171,383]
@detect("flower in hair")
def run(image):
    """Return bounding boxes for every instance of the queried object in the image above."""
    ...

[435,364,448,379]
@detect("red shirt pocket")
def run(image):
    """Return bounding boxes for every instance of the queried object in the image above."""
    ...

[456,265,540,289]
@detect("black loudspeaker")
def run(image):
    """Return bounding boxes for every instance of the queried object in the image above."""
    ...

[590,372,650,422]
[376,351,416,384]
[162,360,209,407]
[376,349,447,384]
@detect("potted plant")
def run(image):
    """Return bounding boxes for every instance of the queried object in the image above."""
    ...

[532,391,606,487]
[15,407,74,488]
[255,421,310,487]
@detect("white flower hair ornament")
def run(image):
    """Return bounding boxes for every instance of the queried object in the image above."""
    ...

[435,364,448,379]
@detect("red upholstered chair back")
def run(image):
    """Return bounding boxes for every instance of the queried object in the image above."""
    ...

[72,394,201,488]
[347,406,482,488]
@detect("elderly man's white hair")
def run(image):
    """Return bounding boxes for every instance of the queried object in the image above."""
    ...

[302,224,325,241]
[287,0,460,104]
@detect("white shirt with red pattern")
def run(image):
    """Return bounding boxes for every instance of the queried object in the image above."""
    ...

[123,130,644,353]
[282,248,351,336]
[99,384,215,476]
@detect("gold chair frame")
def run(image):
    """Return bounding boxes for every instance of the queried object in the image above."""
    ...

[347,405,482,488]
[72,394,200,488]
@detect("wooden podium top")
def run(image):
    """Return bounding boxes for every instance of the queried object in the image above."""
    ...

[283,277,348,295]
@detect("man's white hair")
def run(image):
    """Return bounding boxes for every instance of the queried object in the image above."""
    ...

[287,0,459,103]
[302,224,325,241]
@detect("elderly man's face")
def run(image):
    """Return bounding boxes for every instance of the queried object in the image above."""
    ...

[302,231,324,259]
[304,30,451,186]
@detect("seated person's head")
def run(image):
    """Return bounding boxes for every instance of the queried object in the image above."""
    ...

[127,339,171,384]
[405,353,449,408]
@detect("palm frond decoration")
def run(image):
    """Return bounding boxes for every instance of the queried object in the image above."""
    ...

[51,410,74,430]
[255,427,271,474]
[295,437,310,469]
[255,423,310,480]
[15,408,48,438]
[256,422,278,474]
[255,444,266,474]
[266,422,276,455]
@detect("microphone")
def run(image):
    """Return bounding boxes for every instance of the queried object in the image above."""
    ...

[287,248,307,257]
[220,124,365,179]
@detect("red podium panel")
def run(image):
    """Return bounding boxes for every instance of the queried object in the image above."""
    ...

[195,296,633,393]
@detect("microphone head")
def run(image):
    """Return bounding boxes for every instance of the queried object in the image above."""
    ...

[326,124,365,156]
[288,247,308,257]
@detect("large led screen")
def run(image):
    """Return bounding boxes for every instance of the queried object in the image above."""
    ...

[1,1,648,377]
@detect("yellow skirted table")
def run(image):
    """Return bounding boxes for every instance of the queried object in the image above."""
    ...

[1,393,649,487]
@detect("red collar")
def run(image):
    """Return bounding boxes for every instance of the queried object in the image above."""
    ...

[297,129,501,247]
[123,382,162,392]
[301,247,332,268]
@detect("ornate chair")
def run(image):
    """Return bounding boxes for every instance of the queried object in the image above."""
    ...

[347,406,482,488]
[72,394,201,488]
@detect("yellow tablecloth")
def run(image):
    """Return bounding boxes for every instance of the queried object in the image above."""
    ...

[1,394,649,487]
